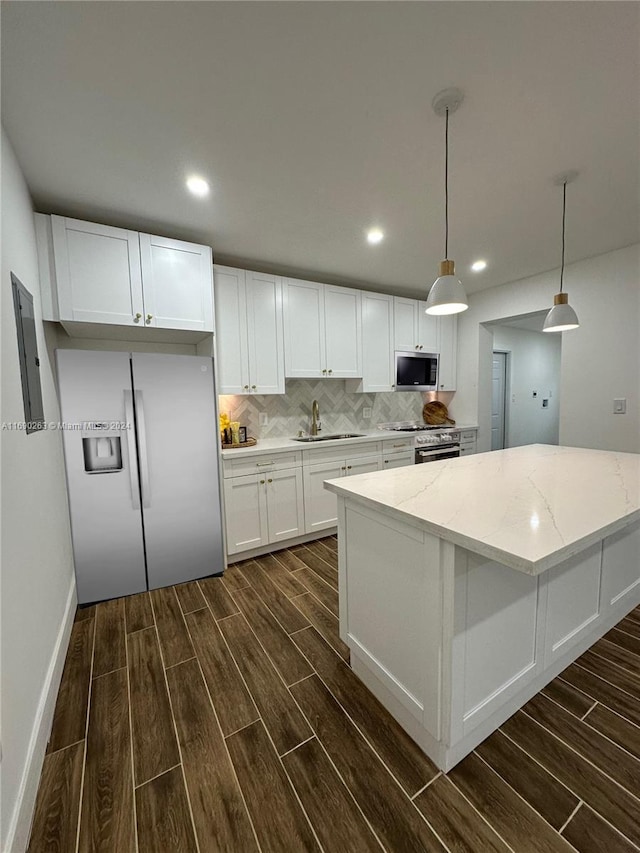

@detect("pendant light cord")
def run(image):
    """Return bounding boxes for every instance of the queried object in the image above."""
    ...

[560,181,566,293]
[444,107,449,259]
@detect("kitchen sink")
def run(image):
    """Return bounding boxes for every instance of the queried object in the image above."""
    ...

[292,433,365,442]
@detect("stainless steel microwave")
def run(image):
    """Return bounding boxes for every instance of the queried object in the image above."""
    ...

[395,351,438,391]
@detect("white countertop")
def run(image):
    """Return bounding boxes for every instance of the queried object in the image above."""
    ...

[220,426,477,459]
[324,444,640,574]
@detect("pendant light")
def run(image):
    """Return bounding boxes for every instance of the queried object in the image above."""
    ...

[543,171,580,333]
[426,88,468,316]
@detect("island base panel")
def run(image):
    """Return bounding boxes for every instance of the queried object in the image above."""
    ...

[337,498,640,773]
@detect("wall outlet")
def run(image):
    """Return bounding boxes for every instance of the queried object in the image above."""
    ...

[532,391,538,398]
[613,398,627,414]
[362,407,372,419]
[542,399,549,408]
[259,412,268,426]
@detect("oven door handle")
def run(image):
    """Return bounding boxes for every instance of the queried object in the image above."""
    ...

[417,445,460,457]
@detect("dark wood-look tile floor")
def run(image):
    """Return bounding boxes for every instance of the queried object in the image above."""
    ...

[28,536,640,852]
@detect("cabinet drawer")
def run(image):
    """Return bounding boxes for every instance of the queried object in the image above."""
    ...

[460,445,475,456]
[460,430,477,442]
[381,438,413,453]
[304,441,380,464]
[223,451,302,478]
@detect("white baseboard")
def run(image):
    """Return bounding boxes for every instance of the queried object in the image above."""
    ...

[3,579,77,853]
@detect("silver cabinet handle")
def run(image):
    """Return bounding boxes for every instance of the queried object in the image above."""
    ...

[392,443,406,448]
[267,478,273,483]
[384,459,389,464]
[133,313,142,323]
[251,385,257,390]
[243,385,249,390]
[145,314,153,324]
[260,479,265,484]
[341,466,346,471]
[322,369,327,375]
[347,465,352,469]
[328,369,333,375]
[256,461,274,467]
[123,390,140,510]
[134,390,151,508]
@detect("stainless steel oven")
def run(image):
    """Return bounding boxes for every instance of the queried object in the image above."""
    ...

[414,430,461,463]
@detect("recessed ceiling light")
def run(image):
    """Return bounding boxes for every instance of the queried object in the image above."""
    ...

[471,259,487,272]
[367,228,384,245]
[186,175,210,197]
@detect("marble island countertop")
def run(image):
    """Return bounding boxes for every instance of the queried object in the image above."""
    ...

[324,444,640,574]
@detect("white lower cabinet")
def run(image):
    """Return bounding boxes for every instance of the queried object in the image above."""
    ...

[223,466,304,555]
[382,450,415,469]
[224,440,416,552]
[303,460,346,534]
[223,474,267,554]
[303,452,381,534]
[459,429,477,456]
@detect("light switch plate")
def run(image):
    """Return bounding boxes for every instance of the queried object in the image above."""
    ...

[259,412,268,426]
[613,398,627,414]
[362,407,372,419]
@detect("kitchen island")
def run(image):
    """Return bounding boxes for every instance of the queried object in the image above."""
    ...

[324,444,640,771]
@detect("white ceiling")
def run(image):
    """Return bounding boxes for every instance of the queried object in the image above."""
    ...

[2,2,638,299]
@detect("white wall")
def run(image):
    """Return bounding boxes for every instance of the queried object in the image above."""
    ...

[491,325,561,447]
[1,129,76,852]
[452,243,640,453]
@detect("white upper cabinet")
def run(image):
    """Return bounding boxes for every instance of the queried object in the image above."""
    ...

[394,297,437,352]
[245,271,285,395]
[348,291,394,392]
[437,315,458,391]
[42,215,214,334]
[139,234,213,331]
[51,216,144,325]
[323,285,362,378]
[417,301,439,352]
[214,266,284,395]
[283,279,362,379]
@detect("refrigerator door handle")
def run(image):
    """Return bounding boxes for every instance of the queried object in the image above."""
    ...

[123,390,141,510]
[135,390,152,508]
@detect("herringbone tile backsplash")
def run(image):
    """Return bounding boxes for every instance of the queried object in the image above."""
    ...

[219,380,432,438]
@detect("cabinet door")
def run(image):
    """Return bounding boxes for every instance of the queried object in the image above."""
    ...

[213,266,250,394]
[284,279,325,378]
[324,285,362,378]
[266,468,304,542]
[223,474,267,555]
[51,215,144,325]
[303,460,343,534]
[381,451,415,469]
[360,292,394,392]
[393,297,418,351]
[140,234,213,331]
[417,302,438,352]
[346,454,381,476]
[246,271,285,395]
[437,315,457,391]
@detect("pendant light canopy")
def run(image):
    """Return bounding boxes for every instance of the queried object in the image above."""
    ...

[426,88,468,316]
[543,172,580,333]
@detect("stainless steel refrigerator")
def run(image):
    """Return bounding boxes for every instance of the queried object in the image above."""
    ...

[56,349,224,604]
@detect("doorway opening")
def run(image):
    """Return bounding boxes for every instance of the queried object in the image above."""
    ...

[487,311,562,449]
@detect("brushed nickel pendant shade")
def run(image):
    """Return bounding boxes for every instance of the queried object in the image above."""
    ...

[426,88,469,316]
[543,173,580,333]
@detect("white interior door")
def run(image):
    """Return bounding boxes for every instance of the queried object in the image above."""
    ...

[491,351,508,451]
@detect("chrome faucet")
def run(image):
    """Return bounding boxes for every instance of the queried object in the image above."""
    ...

[311,399,321,436]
